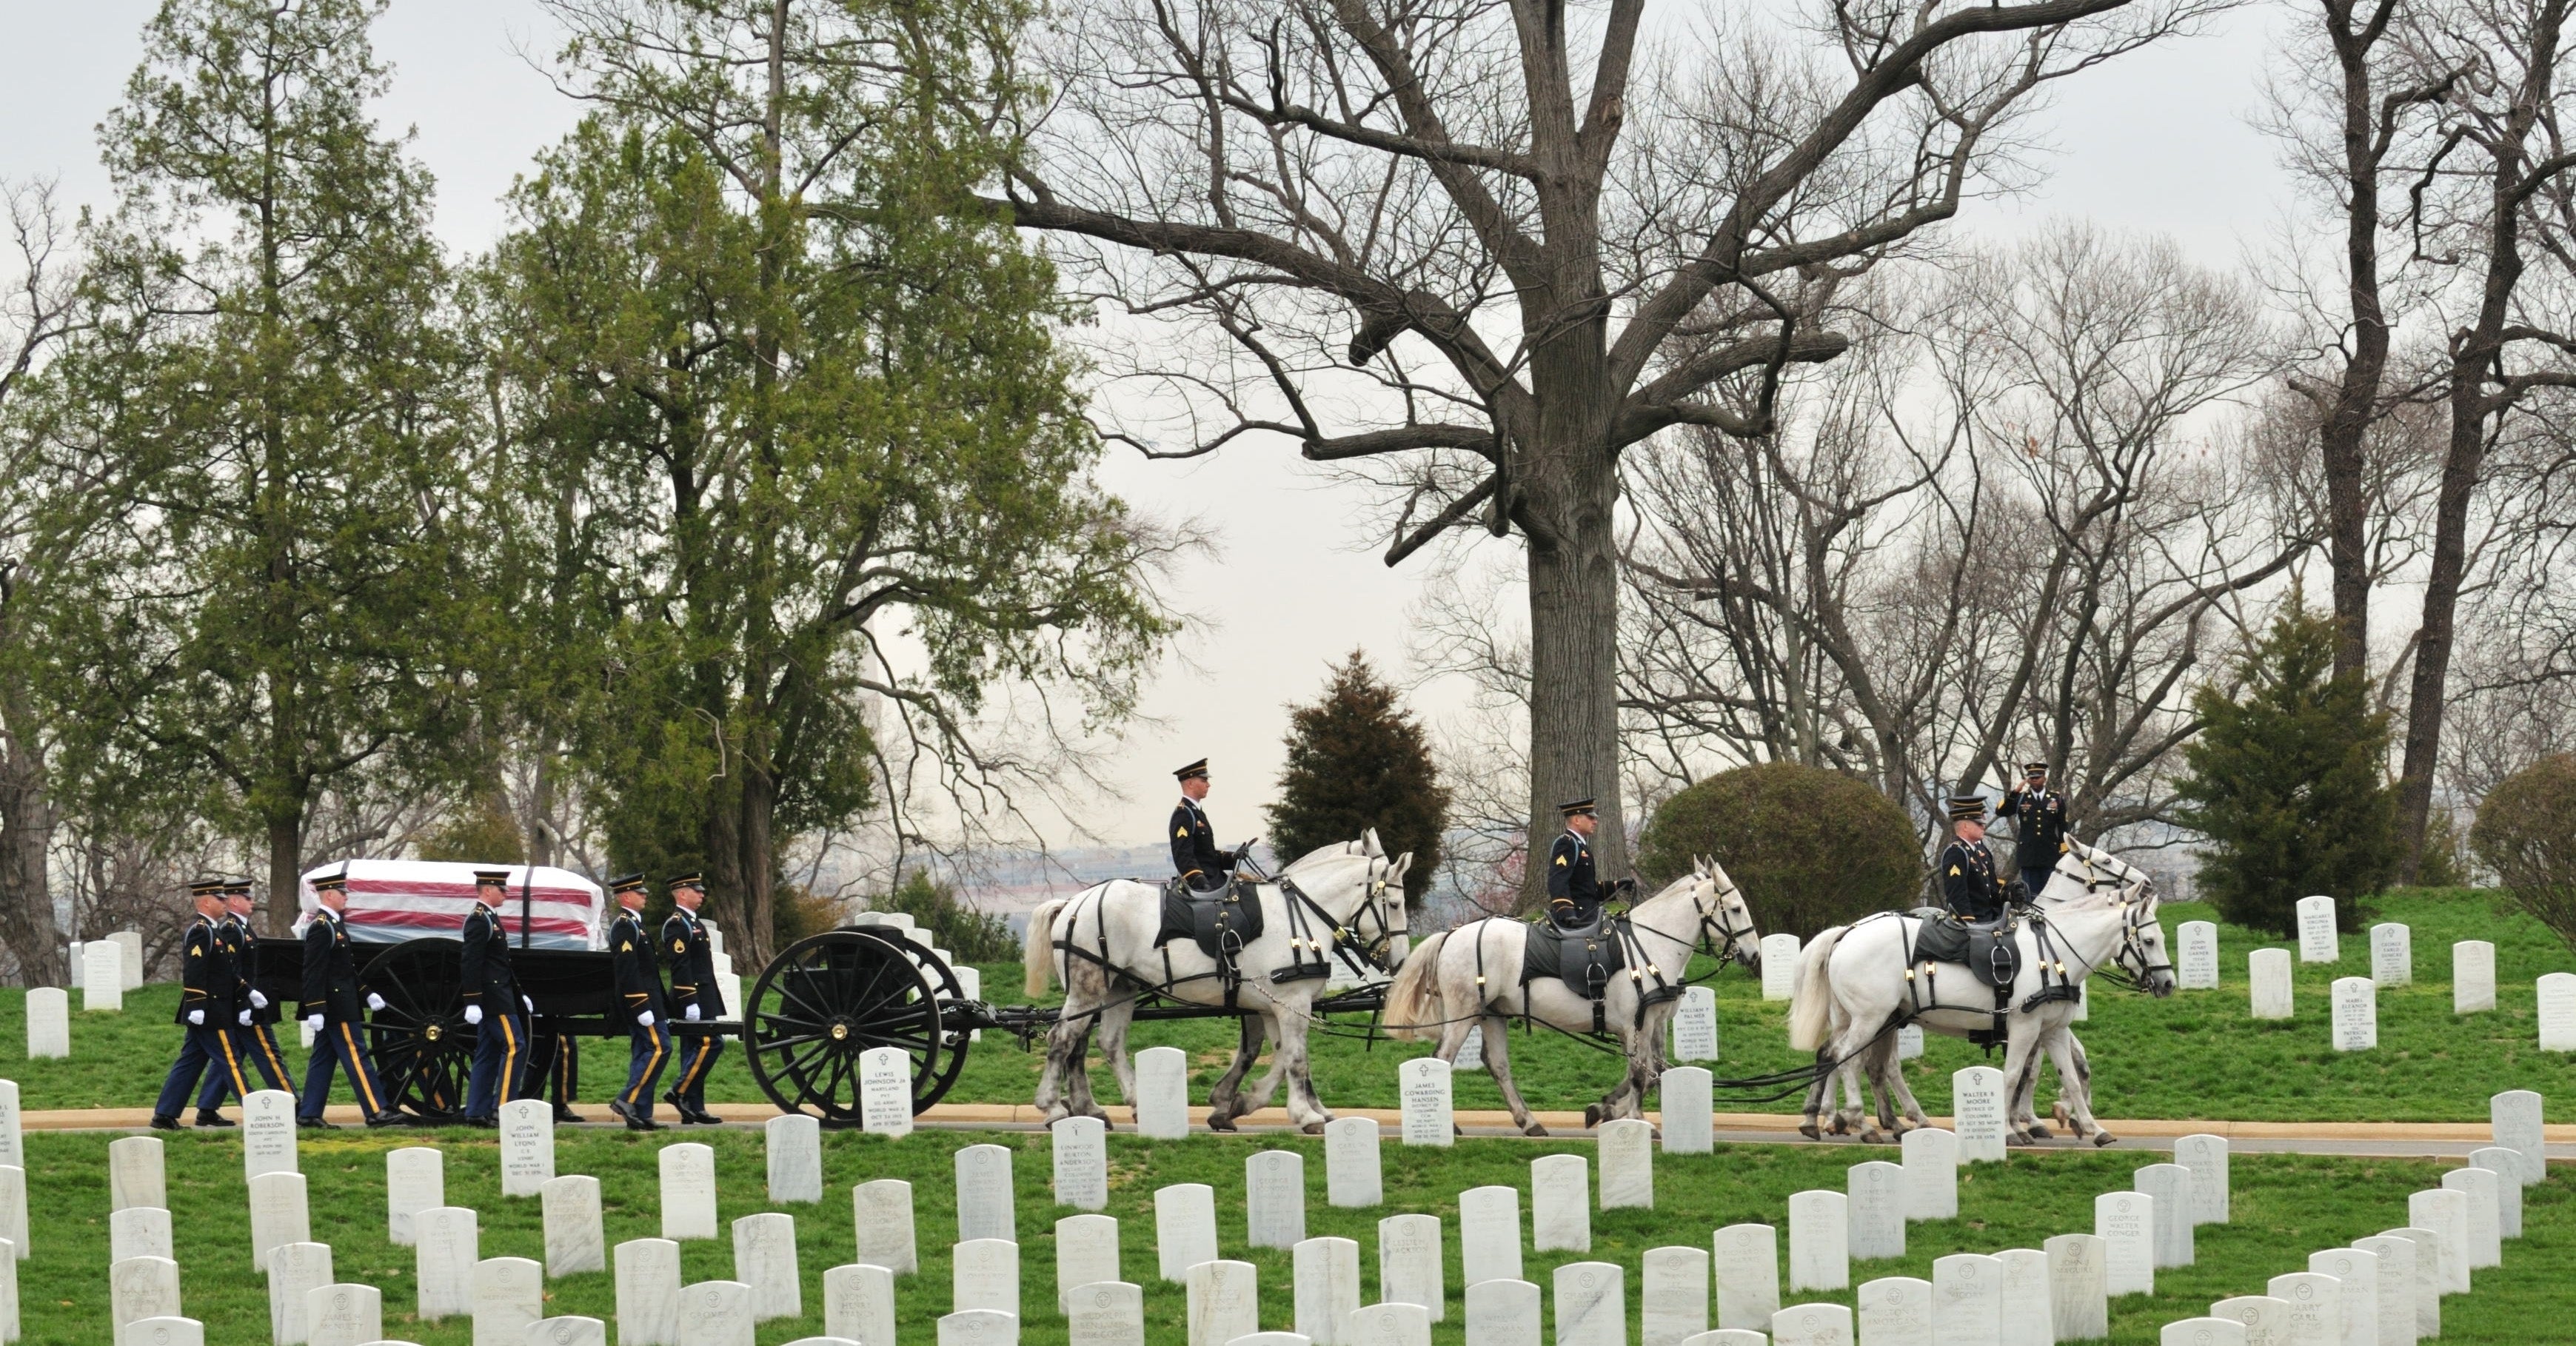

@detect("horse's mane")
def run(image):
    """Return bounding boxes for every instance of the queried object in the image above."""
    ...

[1280,840,1371,875]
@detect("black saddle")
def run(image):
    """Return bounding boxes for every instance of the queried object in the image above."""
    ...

[1906,908,2022,989]
[1522,915,1627,992]
[1158,878,1265,961]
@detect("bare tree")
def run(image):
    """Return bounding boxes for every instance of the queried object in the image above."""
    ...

[987,0,2222,900]
[1623,227,2298,840]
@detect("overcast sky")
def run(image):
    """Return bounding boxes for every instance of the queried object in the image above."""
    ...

[0,0,2295,854]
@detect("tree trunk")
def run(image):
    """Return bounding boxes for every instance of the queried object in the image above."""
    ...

[1519,443,1626,909]
[2318,0,2395,685]
[0,723,62,986]
[2393,361,2492,880]
[739,765,777,969]
[265,812,303,936]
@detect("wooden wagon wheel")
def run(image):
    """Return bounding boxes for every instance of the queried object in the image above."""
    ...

[743,928,959,1125]
[360,937,474,1123]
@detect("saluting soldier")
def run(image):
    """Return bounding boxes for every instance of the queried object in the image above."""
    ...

[1939,795,2011,923]
[660,874,724,1125]
[1996,761,2070,900]
[295,870,406,1128]
[605,874,669,1131]
[1169,759,1242,892]
[460,868,530,1126]
[1545,798,1610,930]
[195,879,288,1118]
[150,878,254,1130]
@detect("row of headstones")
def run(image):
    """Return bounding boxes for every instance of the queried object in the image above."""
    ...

[2173,914,2426,990]
[19,931,143,1052]
[2227,939,2576,1052]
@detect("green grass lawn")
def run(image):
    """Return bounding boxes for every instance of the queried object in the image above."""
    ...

[7,890,2573,1122]
[9,1125,2571,1345]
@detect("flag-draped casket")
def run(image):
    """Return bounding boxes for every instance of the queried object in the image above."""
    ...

[295,860,605,951]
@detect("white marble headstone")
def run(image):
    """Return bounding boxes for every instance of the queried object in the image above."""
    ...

[1157,1183,1220,1283]
[387,1146,443,1246]
[660,1143,719,1241]
[23,991,68,1059]
[2249,949,2294,1020]
[735,1212,803,1320]
[1660,1067,1714,1155]
[2376,1228,2440,1338]
[1348,1303,1431,1346]
[540,1173,607,1278]
[1901,1129,1958,1222]
[1379,1213,1445,1320]
[1641,1246,1707,1346]
[1292,1236,1360,1346]
[2369,924,2412,988]
[615,1239,684,1346]
[1678,1333,1768,1346]
[1672,986,1719,1062]
[1787,1191,1847,1293]
[1897,1025,1925,1060]
[528,1316,611,1346]
[2438,1168,2502,1269]
[242,1089,298,1179]
[1768,1303,1853,1346]
[1068,1280,1144,1346]
[1058,1214,1122,1311]
[678,1279,756,1346]
[2135,1163,2195,1268]
[1857,1276,1932,1346]
[957,1144,1017,1242]
[1712,1224,1779,1333]
[1530,1154,1590,1253]
[1455,1020,1486,1072]
[2178,921,2219,990]
[110,1255,180,1346]
[83,942,124,1011]
[1598,1119,1654,1209]
[826,1262,899,1346]
[1555,1262,1625,1346]
[2406,1190,2469,1293]
[1399,1057,1453,1147]
[267,1239,332,1345]
[1759,935,1801,1001]
[2452,942,2496,1014]
[1459,1185,1523,1287]
[415,1206,480,1321]
[2469,1148,2525,1238]
[2265,1271,2340,1345]
[2489,1089,2545,1185]
[952,1237,1019,1317]
[0,1165,19,1262]
[1185,1260,1259,1346]
[303,1282,381,1346]
[2161,1319,2248,1346]
[856,1045,913,1138]
[2172,1134,2229,1225]
[2044,1233,2107,1342]
[2296,897,2339,962]
[1326,1117,1383,1207]
[473,1255,545,1345]
[110,1207,172,1265]
[112,929,143,988]
[2350,1235,2421,1346]
[1054,1116,1109,1211]
[248,1170,310,1273]
[2539,972,2576,1051]
[2310,1247,2379,1346]
[1135,1046,1191,1139]
[1465,1278,1542,1346]
[498,1098,555,1197]
[1951,1068,2007,1162]
[110,1135,166,1215]
[1993,1249,2050,1346]
[854,1178,920,1273]
[2095,1193,2153,1296]
[767,1114,823,1204]
[1248,1151,1307,1248]
[2330,977,2377,1051]
[1846,1162,1905,1261]
[2210,1294,2292,1346]
[1932,1253,2001,1346]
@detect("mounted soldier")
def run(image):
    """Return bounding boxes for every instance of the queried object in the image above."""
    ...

[1545,797,1633,930]
[1169,759,1246,893]
[1938,795,2011,923]
[1996,761,2068,901]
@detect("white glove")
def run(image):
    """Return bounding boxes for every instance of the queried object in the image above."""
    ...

[684,1004,701,1022]
[237,1009,253,1025]
[465,1004,484,1026]
[187,1008,204,1025]
[523,995,535,1014]
[638,1010,655,1026]
[305,1013,324,1032]
[248,990,269,1009]
[365,992,387,1012]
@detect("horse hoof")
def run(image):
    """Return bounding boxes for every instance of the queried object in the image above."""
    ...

[1302,1121,1327,1136]
[1206,1115,1237,1134]
[2027,1123,2053,1140]
[1582,1105,1604,1128]
[2092,1131,2117,1148]
[2053,1101,2073,1126]
[1860,1128,1889,1145]
[1798,1121,1822,1140]
[1525,1124,1549,1138]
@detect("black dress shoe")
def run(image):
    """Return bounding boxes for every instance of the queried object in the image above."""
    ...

[466,1116,499,1129]
[626,1113,661,1131]
[193,1111,236,1128]
[662,1089,685,1113]
[297,1116,339,1130]
[553,1108,586,1124]
[149,1116,179,1131]
[365,1111,412,1128]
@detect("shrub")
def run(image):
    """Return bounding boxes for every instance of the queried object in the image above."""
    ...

[2175,601,2395,937]
[1266,651,1450,910]
[872,869,1018,963]
[2469,753,2576,954]
[1635,761,1923,941]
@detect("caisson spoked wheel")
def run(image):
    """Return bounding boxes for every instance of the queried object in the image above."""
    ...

[361,937,474,1123]
[744,928,954,1125]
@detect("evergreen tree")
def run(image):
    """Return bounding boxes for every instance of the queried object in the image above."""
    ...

[1267,652,1449,910]
[2175,600,2395,936]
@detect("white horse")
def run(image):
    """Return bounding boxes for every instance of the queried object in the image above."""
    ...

[1023,834,1411,1133]
[1788,840,2175,1145]
[1380,858,1763,1134]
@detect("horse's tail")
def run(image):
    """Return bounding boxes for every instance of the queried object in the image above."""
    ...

[1380,928,1450,1042]
[1024,897,1067,997]
[1787,925,1847,1052]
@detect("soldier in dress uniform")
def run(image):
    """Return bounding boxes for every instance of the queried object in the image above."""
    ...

[151,878,254,1129]
[195,879,288,1118]
[1939,795,2011,923]
[660,873,725,1125]
[1169,759,1243,893]
[605,874,669,1131]
[295,870,406,1128]
[1546,797,1632,930]
[460,868,530,1126]
[1996,761,2070,900]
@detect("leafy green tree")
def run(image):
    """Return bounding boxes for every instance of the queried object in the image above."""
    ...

[2175,602,2395,936]
[29,0,477,931]
[872,870,1015,963]
[478,0,1175,967]
[2470,754,2576,953]
[1265,651,1449,910]
[1635,761,1921,940]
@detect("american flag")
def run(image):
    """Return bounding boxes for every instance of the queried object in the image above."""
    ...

[295,859,604,950]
